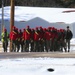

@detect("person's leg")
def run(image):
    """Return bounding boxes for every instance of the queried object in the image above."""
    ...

[3,42,5,52]
[68,39,70,52]
[5,41,8,52]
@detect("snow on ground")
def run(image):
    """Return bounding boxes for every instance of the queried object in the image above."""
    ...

[0,6,75,23]
[0,38,75,75]
[70,38,75,51]
[0,58,75,75]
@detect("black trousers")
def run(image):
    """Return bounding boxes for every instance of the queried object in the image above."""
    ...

[3,41,8,52]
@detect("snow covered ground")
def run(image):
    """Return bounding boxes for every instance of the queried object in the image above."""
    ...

[0,58,75,75]
[0,6,75,23]
[0,38,75,75]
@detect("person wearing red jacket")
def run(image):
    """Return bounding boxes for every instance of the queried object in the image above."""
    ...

[30,28,35,52]
[16,29,24,52]
[50,27,55,52]
[22,28,26,52]
[59,29,67,52]
[43,28,48,52]
[52,28,58,51]
[9,26,17,52]
[34,27,40,52]
[24,25,31,52]
[39,26,44,52]
[45,27,52,52]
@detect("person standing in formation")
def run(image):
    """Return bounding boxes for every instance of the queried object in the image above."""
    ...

[24,25,31,52]
[9,26,17,52]
[65,26,73,52]
[1,28,9,52]
[2,25,73,53]
[34,27,40,52]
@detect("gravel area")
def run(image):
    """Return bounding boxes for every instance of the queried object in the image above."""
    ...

[0,52,75,59]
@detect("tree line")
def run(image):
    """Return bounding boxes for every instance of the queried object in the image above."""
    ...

[0,0,75,8]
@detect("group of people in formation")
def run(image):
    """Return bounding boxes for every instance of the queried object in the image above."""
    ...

[1,25,73,52]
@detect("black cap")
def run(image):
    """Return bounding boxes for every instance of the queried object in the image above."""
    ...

[67,26,69,28]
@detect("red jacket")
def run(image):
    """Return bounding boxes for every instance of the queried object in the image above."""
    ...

[39,31,44,39]
[34,31,40,41]
[10,31,17,40]
[51,31,58,40]
[23,30,25,40]
[25,29,31,40]
[44,31,51,40]
[31,30,35,40]
[18,31,23,41]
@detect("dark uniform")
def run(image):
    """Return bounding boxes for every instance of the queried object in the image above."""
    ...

[65,26,73,52]
[23,29,26,52]
[43,28,48,52]
[58,29,66,52]
[30,29,35,52]
[18,29,24,52]
[39,27,44,52]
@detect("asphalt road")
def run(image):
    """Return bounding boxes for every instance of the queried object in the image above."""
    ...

[0,52,75,59]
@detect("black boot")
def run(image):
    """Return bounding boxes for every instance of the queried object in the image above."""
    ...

[64,48,67,52]
[68,49,70,52]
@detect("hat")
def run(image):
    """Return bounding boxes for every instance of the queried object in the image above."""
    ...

[67,26,69,28]
[36,27,38,30]
[43,28,47,31]
[39,26,42,29]
[23,29,25,31]
[19,29,21,32]
[26,25,30,28]
[13,26,16,30]
[32,28,34,30]
[4,28,7,31]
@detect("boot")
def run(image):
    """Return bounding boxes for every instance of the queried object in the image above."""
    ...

[64,48,67,52]
[68,49,70,52]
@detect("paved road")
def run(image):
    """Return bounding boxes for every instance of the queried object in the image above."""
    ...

[0,52,75,59]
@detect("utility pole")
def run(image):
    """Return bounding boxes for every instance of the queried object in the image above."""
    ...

[2,0,4,32]
[10,0,15,52]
